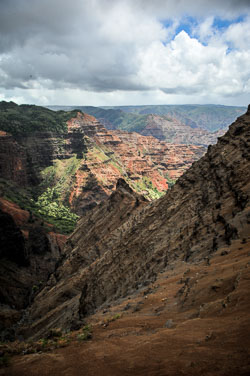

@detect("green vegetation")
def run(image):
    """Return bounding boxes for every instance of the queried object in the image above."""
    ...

[48,105,148,133]
[132,177,165,200]
[111,313,121,321]
[103,313,122,326]
[40,156,81,206]
[33,187,79,234]
[77,325,92,341]
[165,173,176,189]
[0,324,95,359]
[0,179,79,234]
[0,101,79,137]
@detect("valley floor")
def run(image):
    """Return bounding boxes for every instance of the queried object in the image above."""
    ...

[2,237,250,376]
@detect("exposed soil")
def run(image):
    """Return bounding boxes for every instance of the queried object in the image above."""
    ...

[3,239,250,376]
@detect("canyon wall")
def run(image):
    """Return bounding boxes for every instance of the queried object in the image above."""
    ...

[0,105,205,217]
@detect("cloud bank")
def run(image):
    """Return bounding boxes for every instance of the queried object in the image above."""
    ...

[0,0,249,105]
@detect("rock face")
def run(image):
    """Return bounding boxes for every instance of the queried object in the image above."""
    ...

[0,207,27,266]
[65,112,205,213]
[18,179,148,337]
[22,106,250,340]
[141,114,225,145]
[0,132,28,186]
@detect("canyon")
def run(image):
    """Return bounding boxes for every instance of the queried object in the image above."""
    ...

[17,105,250,339]
[0,102,204,337]
[0,102,205,219]
[0,103,249,375]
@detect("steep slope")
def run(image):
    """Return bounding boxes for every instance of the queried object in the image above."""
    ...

[17,179,148,338]
[6,241,250,376]
[21,106,250,341]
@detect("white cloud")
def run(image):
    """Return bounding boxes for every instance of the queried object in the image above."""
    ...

[136,30,250,98]
[0,0,249,105]
[192,16,215,42]
[222,17,250,49]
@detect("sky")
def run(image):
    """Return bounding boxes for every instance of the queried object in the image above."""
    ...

[0,0,250,107]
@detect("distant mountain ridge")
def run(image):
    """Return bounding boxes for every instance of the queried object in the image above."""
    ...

[48,104,246,145]
[102,104,246,132]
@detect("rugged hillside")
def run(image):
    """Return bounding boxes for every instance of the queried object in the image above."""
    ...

[18,106,250,344]
[5,241,250,376]
[0,102,205,226]
[0,102,205,335]
[64,112,205,210]
[140,114,225,145]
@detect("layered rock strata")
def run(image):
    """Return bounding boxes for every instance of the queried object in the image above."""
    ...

[0,106,205,216]
[65,113,205,213]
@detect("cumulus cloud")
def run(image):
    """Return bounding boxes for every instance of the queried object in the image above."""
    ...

[0,0,250,105]
[136,30,250,96]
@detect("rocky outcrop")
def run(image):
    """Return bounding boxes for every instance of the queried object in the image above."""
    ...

[22,107,250,340]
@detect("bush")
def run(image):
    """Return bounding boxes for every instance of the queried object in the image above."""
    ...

[77,325,92,341]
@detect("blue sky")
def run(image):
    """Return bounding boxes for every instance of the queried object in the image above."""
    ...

[0,0,249,106]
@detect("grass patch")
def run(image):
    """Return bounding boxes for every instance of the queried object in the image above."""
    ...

[103,313,122,326]
[77,325,92,341]
[132,177,165,200]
